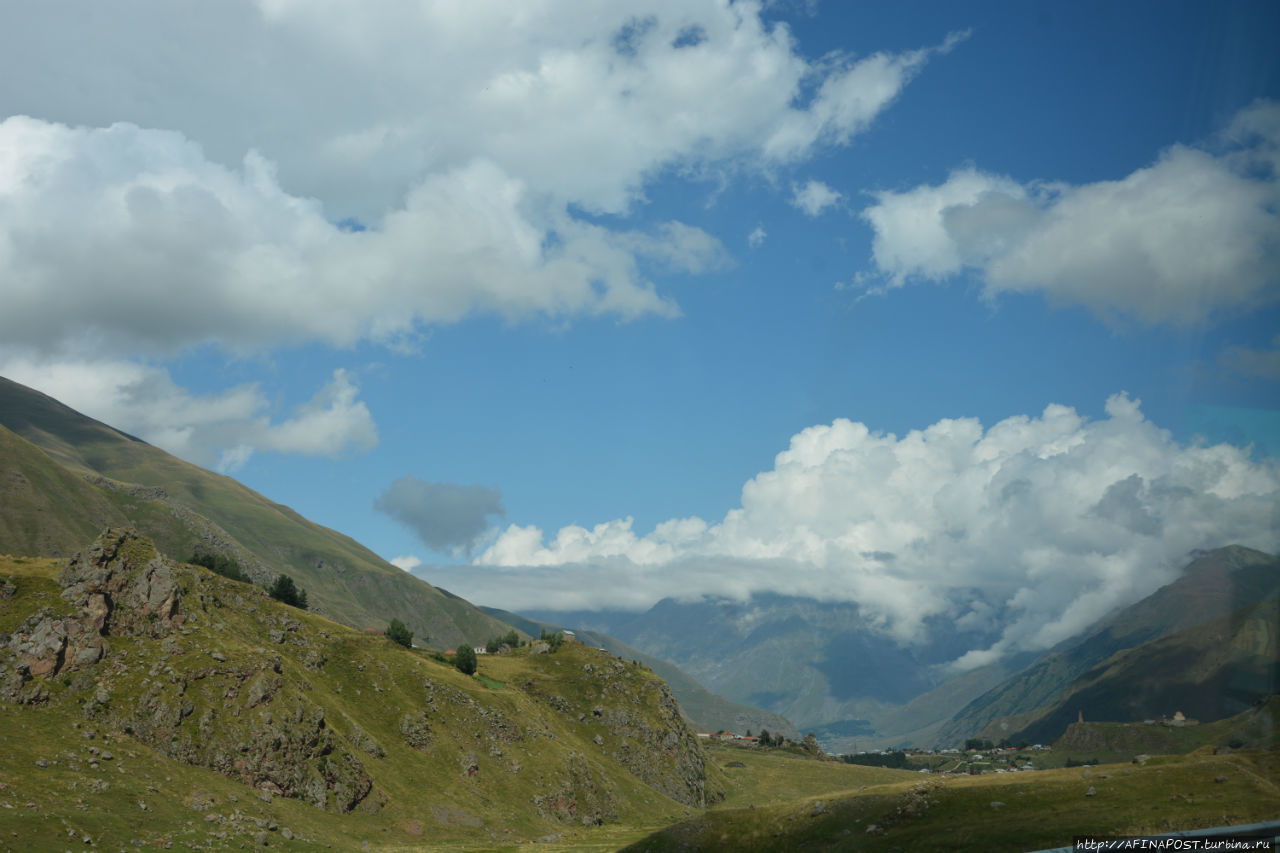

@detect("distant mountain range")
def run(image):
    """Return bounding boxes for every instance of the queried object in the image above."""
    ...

[482,606,801,741]
[533,546,1280,751]
[528,593,1014,750]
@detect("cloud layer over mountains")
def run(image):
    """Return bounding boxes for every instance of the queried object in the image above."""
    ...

[447,393,1279,667]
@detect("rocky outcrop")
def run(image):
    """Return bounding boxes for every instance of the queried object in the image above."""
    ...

[59,527,182,633]
[6,528,183,681]
[528,656,725,808]
[2,529,376,813]
[534,752,619,826]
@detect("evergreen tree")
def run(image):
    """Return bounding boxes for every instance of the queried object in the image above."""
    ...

[455,644,477,675]
[266,573,307,609]
[387,618,413,648]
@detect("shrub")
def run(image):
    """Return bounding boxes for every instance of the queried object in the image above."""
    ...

[485,629,522,653]
[189,552,249,583]
[387,618,413,648]
[843,750,909,769]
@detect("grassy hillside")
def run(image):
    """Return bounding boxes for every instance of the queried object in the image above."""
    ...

[0,532,727,850]
[1047,696,1280,762]
[484,606,802,740]
[936,546,1280,746]
[625,749,1280,852]
[0,425,131,556]
[0,376,514,649]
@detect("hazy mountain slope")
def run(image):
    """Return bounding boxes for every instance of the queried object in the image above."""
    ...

[0,530,725,849]
[483,606,802,740]
[534,548,1279,752]
[935,546,1280,746]
[0,376,514,649]
[532,593,1006,747]
[1006,592,1280,745]
[848,652,1039,750]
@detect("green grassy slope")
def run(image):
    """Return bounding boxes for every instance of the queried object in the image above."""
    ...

[625,749,1280,852]
[0,376,513,649]
[0,425,130,556]
[0,535,727,850]
[936,546,1280,746]
[1047,696,1280,763]
[484,606,802,740]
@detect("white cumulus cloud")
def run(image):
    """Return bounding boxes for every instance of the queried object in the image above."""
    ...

[0,4,965,363]
[451,394,1279,665]
[859,100,1280,325]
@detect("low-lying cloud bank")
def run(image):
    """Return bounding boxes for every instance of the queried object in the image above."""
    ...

[421,394,1279,667]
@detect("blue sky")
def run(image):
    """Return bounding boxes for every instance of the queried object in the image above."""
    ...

[2,0,1277,664]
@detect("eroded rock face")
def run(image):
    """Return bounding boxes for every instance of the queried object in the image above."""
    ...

[6,528,182,682]
[59,527,182,631]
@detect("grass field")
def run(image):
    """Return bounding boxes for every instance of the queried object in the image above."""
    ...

[624,747,1280,852]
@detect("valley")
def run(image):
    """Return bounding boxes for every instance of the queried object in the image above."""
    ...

[0,376,1275,851]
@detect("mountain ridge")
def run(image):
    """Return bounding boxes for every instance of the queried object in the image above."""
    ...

[935,545,1280,746]
[0,375,514,649]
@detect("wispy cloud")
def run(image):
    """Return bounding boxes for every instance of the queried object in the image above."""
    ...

[790,179,843,216]
[1220,335,1280,380]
